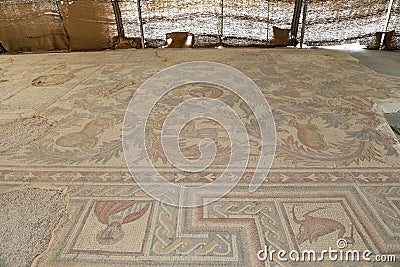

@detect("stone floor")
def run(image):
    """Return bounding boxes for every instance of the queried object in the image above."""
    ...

[0,48,400,266]
[347,49,400,142]
[347,50,400,78]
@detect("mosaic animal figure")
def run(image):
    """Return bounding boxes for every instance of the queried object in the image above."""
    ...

[292,205,354,245]
[56,118,113,151]
[94,201,150,245]
[289,119,328,150]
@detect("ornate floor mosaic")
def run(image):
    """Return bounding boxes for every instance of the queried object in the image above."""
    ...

[0,49,400,266]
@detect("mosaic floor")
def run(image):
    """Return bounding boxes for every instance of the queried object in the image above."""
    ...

[0,48,400,266]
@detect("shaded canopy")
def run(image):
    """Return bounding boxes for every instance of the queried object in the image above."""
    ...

[0,0,399,52]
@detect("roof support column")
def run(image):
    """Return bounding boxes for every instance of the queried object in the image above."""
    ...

[137,0,145,48]
[300,0,308,48]
[380,0,394,49]
[290,0,303,46]
[112,0,125,38]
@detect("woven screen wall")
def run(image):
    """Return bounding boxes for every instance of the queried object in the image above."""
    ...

[222,0,292,46]
[391,0,400,47]
[0,0,69,52]
[138,0,221,47]
[0,0,117,52]
[119,0,141,38]
[303,0,391,46]
[59,0,117,50]
[0,0,398,51]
